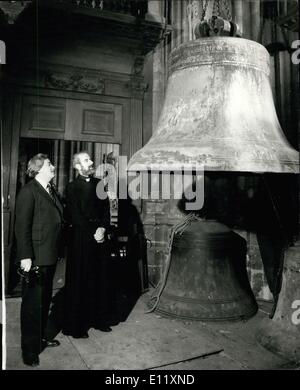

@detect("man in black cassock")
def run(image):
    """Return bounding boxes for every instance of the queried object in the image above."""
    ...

[63,151,114,338]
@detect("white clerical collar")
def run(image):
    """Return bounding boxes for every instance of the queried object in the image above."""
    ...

[79,175,90,182]
[35,175,49,190]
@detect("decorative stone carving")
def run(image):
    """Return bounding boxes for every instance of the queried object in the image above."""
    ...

[126,79,148,98]
[133,56,145,76]
[170,37,270,76]
[45,71,105,94]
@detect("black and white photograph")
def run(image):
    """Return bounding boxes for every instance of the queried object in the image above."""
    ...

[0,0,300,375]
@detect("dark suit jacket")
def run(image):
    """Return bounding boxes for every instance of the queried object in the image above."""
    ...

[15,179,64,266]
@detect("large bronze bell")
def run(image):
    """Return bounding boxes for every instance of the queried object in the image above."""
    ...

[129,37,298,173]
[128,37,299,322]
[154,220,257,321]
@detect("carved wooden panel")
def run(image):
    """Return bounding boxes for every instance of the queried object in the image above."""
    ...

[31,105,64,131]
[20,95,66,139]
[65,99,122,143]
[82,109,114,136]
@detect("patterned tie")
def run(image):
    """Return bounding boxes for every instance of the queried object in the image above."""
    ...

[47,183,56,205]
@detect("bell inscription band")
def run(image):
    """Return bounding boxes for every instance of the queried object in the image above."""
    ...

[129,37,298,173]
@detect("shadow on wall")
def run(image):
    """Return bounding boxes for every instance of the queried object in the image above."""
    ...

[177,172,298,303]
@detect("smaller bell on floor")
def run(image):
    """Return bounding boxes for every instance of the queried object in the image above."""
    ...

[153,219,258,321]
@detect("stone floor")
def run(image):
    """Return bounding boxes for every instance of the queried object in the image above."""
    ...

[3,289,300,371]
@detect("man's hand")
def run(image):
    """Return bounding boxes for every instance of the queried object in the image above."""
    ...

[94,227,106,243]
[20,258,32,272]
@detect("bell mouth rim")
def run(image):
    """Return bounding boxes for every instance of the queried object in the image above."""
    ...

[128,146,299,173]
[127,166,299,174]
[172,36,269,51]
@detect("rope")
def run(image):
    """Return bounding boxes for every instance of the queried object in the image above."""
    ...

[146,212,199,314]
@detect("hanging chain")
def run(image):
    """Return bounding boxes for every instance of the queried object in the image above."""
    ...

[212,0,220,17]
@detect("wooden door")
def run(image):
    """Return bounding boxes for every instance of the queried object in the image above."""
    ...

[2,89,22,292]
[3,87,143,293]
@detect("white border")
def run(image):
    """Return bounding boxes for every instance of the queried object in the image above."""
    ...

[1,104,7,370]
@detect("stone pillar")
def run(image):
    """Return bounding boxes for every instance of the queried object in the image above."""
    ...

[143,2,169,286]
[142,198,170,285]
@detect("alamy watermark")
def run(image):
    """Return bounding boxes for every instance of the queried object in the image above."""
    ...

[94,156,204,212]
[291,300,300,325]
[292,40,300,65]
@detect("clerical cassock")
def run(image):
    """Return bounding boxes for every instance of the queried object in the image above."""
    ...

[63,174,114,338]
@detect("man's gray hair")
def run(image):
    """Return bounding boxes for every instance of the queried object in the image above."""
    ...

[72,151,89,169]
[26,153,48,178]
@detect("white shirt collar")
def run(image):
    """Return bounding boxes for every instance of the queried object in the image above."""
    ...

[79,174,90,182]
[35,175,50,190]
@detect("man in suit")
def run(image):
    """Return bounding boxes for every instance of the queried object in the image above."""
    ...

[15,153,64,367]
[63,151,115,339]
